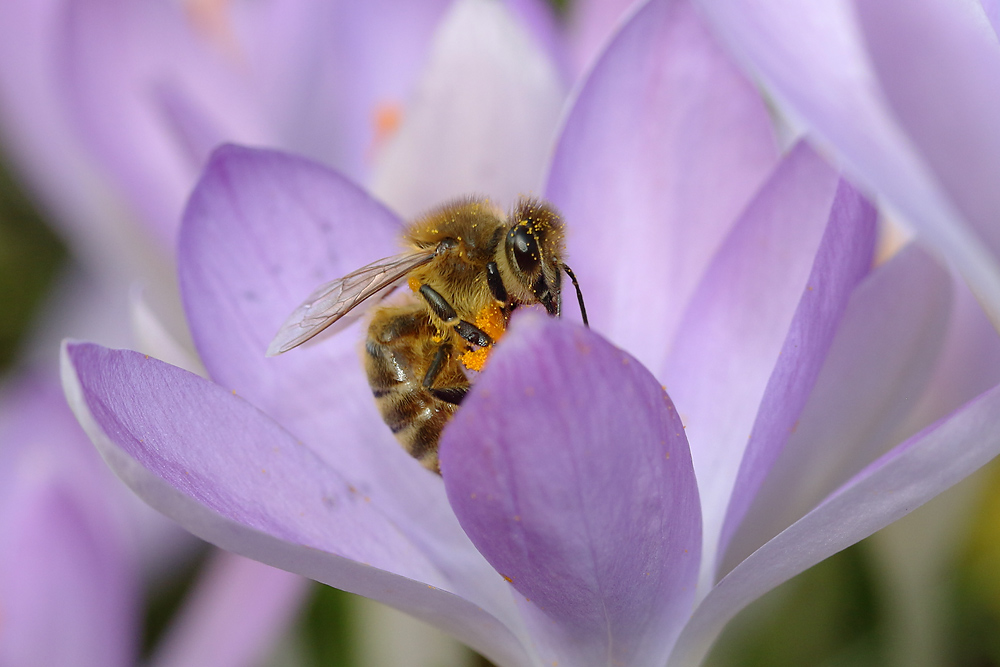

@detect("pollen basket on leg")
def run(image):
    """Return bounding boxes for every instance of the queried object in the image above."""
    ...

[461,304,507,372]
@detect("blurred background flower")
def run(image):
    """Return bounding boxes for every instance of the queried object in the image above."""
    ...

[5,0,1000,666]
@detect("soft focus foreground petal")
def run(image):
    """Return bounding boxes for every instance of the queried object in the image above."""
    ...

[0,376,136,667]
[854,0,1000,310]
[370,0,565,218]
[61,0,267,249]
[718,181,875,564]
[723,244,952,571]
[692,0,1000,329]
[150,551,309,667]
[441,314,701,667]
[662,143,840,591]
[670,378,1000,666]
[178,147,500,603]
[546,0,779,372]
[61,343,532,667]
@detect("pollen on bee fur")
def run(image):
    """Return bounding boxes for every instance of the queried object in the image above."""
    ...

[408,276,421,292]
[461,303,506,371]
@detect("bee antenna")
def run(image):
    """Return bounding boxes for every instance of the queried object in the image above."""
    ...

[561,264,588,327]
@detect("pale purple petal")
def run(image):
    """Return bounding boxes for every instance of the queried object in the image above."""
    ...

[900,281,1000,434]
[661,142,840,592]
[566,0,636,75]
[722,244,952,571]
[984,0,1000,38]
[854,0,1000,296]
[0,376,137,667]
[150,552,309,667]
[0,0,136,272]
[718,181,876,564]
[545,0,780,372]
[283,1,450,182]
[60,0,269,248]
[670,378,1000,667]
[441,314,701,667]
[692,0,1000,326]
[61,342,531,667]
[370,0,566,217]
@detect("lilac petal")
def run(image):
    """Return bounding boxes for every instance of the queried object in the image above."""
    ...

[984,0,1000,39]
[723,244,952,571]
[566,0,637,75]
[0,376,137,667]
[902,281,1000,434]
[285,0,450,183]
[0,0,137,272]
[692,0,1000,328]
[370,0,566,218]
[61,0,270,248]
[670,377,1000,666]
[661,142,841,591]
[61,342,532,667]
[441,314,701,667]
[150,552,309,667]
[854,0,1000,297]
[545,0,779,372]
[130,285,206,377]
[718,181,876,563]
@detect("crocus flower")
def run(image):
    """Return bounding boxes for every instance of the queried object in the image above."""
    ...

[59,0,1000,665]
[0,372,309,667]
[689,0,1000,331]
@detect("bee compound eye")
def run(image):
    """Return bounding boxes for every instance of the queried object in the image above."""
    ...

[508,225,540,274]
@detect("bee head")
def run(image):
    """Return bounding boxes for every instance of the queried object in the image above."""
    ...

[500,198,566,315]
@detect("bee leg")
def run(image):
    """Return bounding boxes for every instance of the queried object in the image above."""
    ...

[418,284,493,348]
[422,343,468,406]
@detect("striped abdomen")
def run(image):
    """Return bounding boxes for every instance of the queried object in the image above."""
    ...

[364,304,469,473]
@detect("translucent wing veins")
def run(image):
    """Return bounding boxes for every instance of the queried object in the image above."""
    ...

[266,250,435,356]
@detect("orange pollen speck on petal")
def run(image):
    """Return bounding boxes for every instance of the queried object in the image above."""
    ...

[369,101,404,161]
[183,0,241,60]
[461,304,507,371]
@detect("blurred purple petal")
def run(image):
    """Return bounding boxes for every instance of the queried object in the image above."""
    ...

[662,142,839,586]
[984,0,1000,38]
[293,1,450,181]
[670,376,1000,666]
[692,0,1000,326]
[0,376,137,667]
[546,0,779,372]
[854,0,1000,293]
[61,0,268,248]
[150,552,309,667]
[61,342,531,667]
[441,314,700,667]
[718,181,876,565]
[723,244,952,570]
[370,0,566,217]
[567,0,636,75]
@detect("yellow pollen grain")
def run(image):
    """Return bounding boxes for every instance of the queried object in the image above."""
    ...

[461,303,506,371]
[408,276,421,292]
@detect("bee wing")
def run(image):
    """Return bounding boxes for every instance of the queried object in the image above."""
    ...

[267,250,435,356]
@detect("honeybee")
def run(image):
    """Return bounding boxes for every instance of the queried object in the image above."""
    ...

[268,197,588,473]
